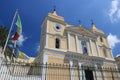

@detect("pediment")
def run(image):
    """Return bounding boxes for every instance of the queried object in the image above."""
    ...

[66,26,96,37]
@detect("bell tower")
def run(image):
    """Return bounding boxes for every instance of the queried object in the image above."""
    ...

[91,22,113,58]
[38,7,68,63]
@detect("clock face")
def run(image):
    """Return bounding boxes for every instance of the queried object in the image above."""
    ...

[54,25,61,31]
[56,26,60,29]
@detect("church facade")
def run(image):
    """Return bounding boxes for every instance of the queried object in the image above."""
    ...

[35,9,119,80]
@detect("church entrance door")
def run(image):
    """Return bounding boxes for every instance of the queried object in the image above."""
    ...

[85,70,94,80]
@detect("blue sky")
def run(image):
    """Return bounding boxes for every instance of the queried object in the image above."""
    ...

[0,0,120,57]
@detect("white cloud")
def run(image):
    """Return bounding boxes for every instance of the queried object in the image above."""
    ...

[107,33,120,49]
[17,34,28,46]
[116,54,120,57]
[37,45,40,52]
[34,43,40,52]
[108,0,120,23]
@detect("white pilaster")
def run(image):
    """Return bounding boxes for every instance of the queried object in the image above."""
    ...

[46,20,49,33]
[42,54,48,80]
[95,41,100,57]
[101,66,106,80]
[69,60,74,80]
[45,34,48,48]
[45,20,49,48]
[94,64,99,80]
[43,54,48,64]
[75,35,79,52]
[89,39,93,56]
[78,62,82,80]
[79,40,83,53]
[68,32,71,51]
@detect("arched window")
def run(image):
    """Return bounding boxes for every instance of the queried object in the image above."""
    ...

[81,40,88,54]
[103,48,107,57]
[55,38,60,49]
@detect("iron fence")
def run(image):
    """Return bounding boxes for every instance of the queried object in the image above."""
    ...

[0,61,120,80]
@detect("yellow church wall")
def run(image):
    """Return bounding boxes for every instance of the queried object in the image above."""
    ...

[87,41,92,56]
[91,40,98,56]
[48,56,66,64]
[78,39,82,54]
[97,36,102,46]
[107,49,113,59]
[48,35,55,48]
[70,34,76,52]
[60,38,68,50]
[104,38,110,48]
[99,47,105,58]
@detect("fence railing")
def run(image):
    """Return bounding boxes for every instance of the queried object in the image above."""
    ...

[0,61,120,80]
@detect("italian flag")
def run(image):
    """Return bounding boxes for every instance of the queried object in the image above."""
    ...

[12,14,22,40]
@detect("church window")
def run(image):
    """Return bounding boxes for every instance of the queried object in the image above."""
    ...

[100,37,103,42]
[81,40,88,54]
[55,38,60,49]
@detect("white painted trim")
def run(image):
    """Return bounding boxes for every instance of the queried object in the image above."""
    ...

[68,32,71,51]
[79,40,82,53]
[44,48,67,53]
[42,54,48,80]
[75,35,79,52]
[101,66,106,80]
[89,39,93,56]
[94,64,100,80]
[46,20,49,33]
[78,62,82,80]
[45,20,49,48]
[43,54,48,64]
[105,58,115,61]
[45,34,48,48]
[95,41,100,57]
[69,60,74,80]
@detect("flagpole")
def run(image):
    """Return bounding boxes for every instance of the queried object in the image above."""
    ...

[11,40,16,62]
[2,10,18,56]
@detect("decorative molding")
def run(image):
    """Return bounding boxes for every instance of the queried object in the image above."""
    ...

[44,48,67,54]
